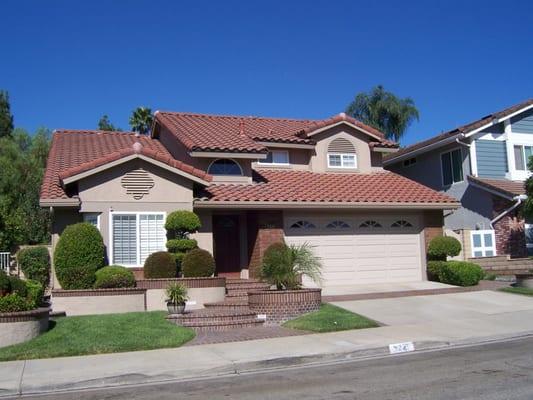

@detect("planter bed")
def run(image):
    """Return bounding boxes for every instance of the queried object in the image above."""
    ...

[136,277,226,311]
[51,288,147,316]
[0,308,50,348]
[248,288,322,325]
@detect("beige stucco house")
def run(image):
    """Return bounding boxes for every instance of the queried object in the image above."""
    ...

[40,111,458,289]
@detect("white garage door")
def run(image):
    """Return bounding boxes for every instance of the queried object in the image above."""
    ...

[284,215,423,287]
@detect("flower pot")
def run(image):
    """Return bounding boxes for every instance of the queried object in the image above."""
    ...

[167,302,186,314]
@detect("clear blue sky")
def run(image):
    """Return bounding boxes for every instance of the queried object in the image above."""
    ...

[1,0,532,145]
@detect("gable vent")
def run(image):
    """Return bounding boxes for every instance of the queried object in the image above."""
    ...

[120,169,155,200]
[328,138,356,153]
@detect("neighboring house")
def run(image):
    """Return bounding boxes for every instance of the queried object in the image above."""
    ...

[384,99,533,260]
[40,112,457,289]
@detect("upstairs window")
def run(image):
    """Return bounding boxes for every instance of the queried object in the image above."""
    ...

[208,159,243,175]
[327,138,357,169]
[513,145,533,171]
[258,150,289,165]
[441,149,463,186]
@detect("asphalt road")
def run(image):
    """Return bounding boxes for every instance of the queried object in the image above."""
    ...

[14,337,533,400]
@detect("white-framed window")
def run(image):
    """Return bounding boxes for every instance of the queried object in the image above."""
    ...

[208,159,243,175]
[110,212,166,266]
[327,153,357,169]
[513,145,533,171]
[83,213,100,230]
[403,157,417,168]
[326,220,351,229]
[470,230,496,257]
[258,150,289,166]
[441,148,463,186]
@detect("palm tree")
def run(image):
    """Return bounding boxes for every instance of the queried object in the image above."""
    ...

[129,107,153,135]
[345,85,419,142]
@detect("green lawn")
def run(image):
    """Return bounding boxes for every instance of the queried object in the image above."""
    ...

[499,287,533,296]
[283,303,379,333]
[0,311,195,361]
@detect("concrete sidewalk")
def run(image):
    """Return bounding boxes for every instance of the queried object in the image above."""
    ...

[2,290,533,397]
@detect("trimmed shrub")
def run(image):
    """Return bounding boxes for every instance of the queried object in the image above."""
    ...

[166,239,198,253]
[25,280,44,309]
[144,252,177,279]
[0,271,9,294]
[54,223,105,289]
[165,211,201,237]
[17,246,50,287]
[0,293,32,313]
[427,260,447,282]
[8,276,28,298]
[182,249,215,278]
[427,236,462,261]
[437,261,484,287]
[94,266,136,289]
[484,272,497,281]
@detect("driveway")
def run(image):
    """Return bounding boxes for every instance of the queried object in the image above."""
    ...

[332,290,533,326]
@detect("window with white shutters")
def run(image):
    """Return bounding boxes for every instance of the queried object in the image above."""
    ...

[112,214,138,265]
[139,214,166,265]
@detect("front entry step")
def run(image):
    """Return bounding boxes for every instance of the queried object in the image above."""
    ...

[167,309,264,331]
[204,299,249,312]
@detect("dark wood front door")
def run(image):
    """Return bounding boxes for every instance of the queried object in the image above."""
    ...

[213,215,241,277]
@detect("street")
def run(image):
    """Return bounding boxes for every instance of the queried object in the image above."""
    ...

[15,336,533,400]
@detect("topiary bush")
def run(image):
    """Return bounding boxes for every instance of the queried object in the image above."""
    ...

[165,211,201,237]
[144,251,177,279]
[0,293,32,313]
[17,246,50,287]
[54,223,105,289]
[181,249,215,278]
[427,236,462,261]
[427,260,447,282]
[437,261,484,286]
[94,265,136,289]
[166,239,198,253]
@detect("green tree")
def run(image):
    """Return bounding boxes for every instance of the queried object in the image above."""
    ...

[0,91,14,138]
[345,85,419,142]
[97,115,121,131]
[129,107,153,135]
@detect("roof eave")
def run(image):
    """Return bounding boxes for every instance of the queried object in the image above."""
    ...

[39,198,81,208]
[190,151,268,159]
[304,121,384,142]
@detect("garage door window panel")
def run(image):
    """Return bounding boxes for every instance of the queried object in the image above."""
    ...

[326,220,351,229]
[391,220,413,228]
[290,220,316,229]
[359,220,382,228]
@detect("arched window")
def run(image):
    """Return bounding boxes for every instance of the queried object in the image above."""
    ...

[359,220,382,228]
[290,220,316,229]
[391,220,413,228]
[326,220,351,229]
[327,138,357,169]
[208,159,243,176]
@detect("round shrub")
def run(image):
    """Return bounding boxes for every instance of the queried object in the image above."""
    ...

[8,276,28,298]
[144,251,177,279]
[165,211,201,237]
[182,249,215,278]
[25,280,44,309]
[427,260,447,282]
[54,223,105,289]
[0,271,9,294]
[17,246,50,287]
[0,293,32,313]
[166,239,198,253]
[94,265,136,289]
[437,261,484,286]
[427,236,462,261]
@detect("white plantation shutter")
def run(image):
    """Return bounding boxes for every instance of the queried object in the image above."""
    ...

[139,214,166,264]
[113,215,137,265]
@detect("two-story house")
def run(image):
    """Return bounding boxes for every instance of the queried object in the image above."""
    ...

[40,111,457,289]
[385,99,533,260]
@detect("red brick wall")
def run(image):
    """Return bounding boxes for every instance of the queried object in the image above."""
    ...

[492,196,527,258]
[422,210,444,251]
[247,211,284,279]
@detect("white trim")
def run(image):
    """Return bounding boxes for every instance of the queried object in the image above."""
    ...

[207,158,244,176]
[440,147,464,187]
[469,139,478,177]
[327,153,357,169]
[39,198,80,207]
[257,150,290,166]
[383,134,463,165]
[470,230,496,257]
[467,179,514,201]
[305,120,383,141]
[109,211,167,267]
[190,151,268,159]
[372,147,399,153]
[257,141,315,150]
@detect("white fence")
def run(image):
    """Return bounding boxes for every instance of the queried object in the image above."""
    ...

[0,252,10,272]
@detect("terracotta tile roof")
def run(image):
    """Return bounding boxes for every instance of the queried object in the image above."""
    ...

[154,111,397,153]
[468,176,526,198]
[41,130,210,200]
[198,169,458,206]
[385,99,533,163]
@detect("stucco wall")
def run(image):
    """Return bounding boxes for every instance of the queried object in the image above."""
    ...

[52,292,146,316]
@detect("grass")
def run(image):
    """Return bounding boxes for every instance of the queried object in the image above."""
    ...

[283,303,379,333]
[499,287,533,296]
[0,311,195,361]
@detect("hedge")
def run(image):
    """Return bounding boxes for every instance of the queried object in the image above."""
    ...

[94,266,136,289]
[427,236,462,261]
[54,223,105,289]
[0,294,32,313]
[0,271,9,293]
[436,261,484,286]
[8,276,28,298]
[427,260,447,282]
[25,280,44,309]
[17,246,50,287]
[182,249,215,278]
[144,251,177,279]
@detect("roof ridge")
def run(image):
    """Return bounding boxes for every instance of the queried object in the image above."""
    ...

[155,110,318,123]
[53,129,138,136]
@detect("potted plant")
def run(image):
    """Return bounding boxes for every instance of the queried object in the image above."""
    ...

[165,282,188,314]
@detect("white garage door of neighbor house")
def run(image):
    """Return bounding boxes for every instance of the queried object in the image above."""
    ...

[284,215,423,287]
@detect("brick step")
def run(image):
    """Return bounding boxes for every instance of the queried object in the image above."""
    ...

[226,282,271,291]
[204,300,249,312]
[225,292,250,300]
[226,289,269,297]
[167,309,263,331]
[180,319,264,331]
[226,278,263,284]
[483,269,531,275]
[481,263,533,269]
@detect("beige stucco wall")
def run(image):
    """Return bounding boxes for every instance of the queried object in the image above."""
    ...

[194,209,213,253]
[0,317,49,348]
[145,287,225,311]
[52,293,146,316]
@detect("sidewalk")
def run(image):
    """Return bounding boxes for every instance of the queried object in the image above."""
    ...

[2,291,533,397]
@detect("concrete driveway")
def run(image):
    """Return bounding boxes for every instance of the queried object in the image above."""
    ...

[332,290,533,326]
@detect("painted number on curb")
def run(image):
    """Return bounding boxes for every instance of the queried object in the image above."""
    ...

[389,342,415,354]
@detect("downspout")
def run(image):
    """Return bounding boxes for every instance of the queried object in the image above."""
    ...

[455,134,470,148]
[490,194,527,229]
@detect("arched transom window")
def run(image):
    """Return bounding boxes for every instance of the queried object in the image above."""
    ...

[359,220,382,228]
[290,220,316,229]
[208,159,243,176]
[326,220,351,229]
[391,220,413,228]
[327,138,357,169]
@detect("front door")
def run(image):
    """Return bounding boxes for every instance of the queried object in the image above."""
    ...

[213,215,241,277]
